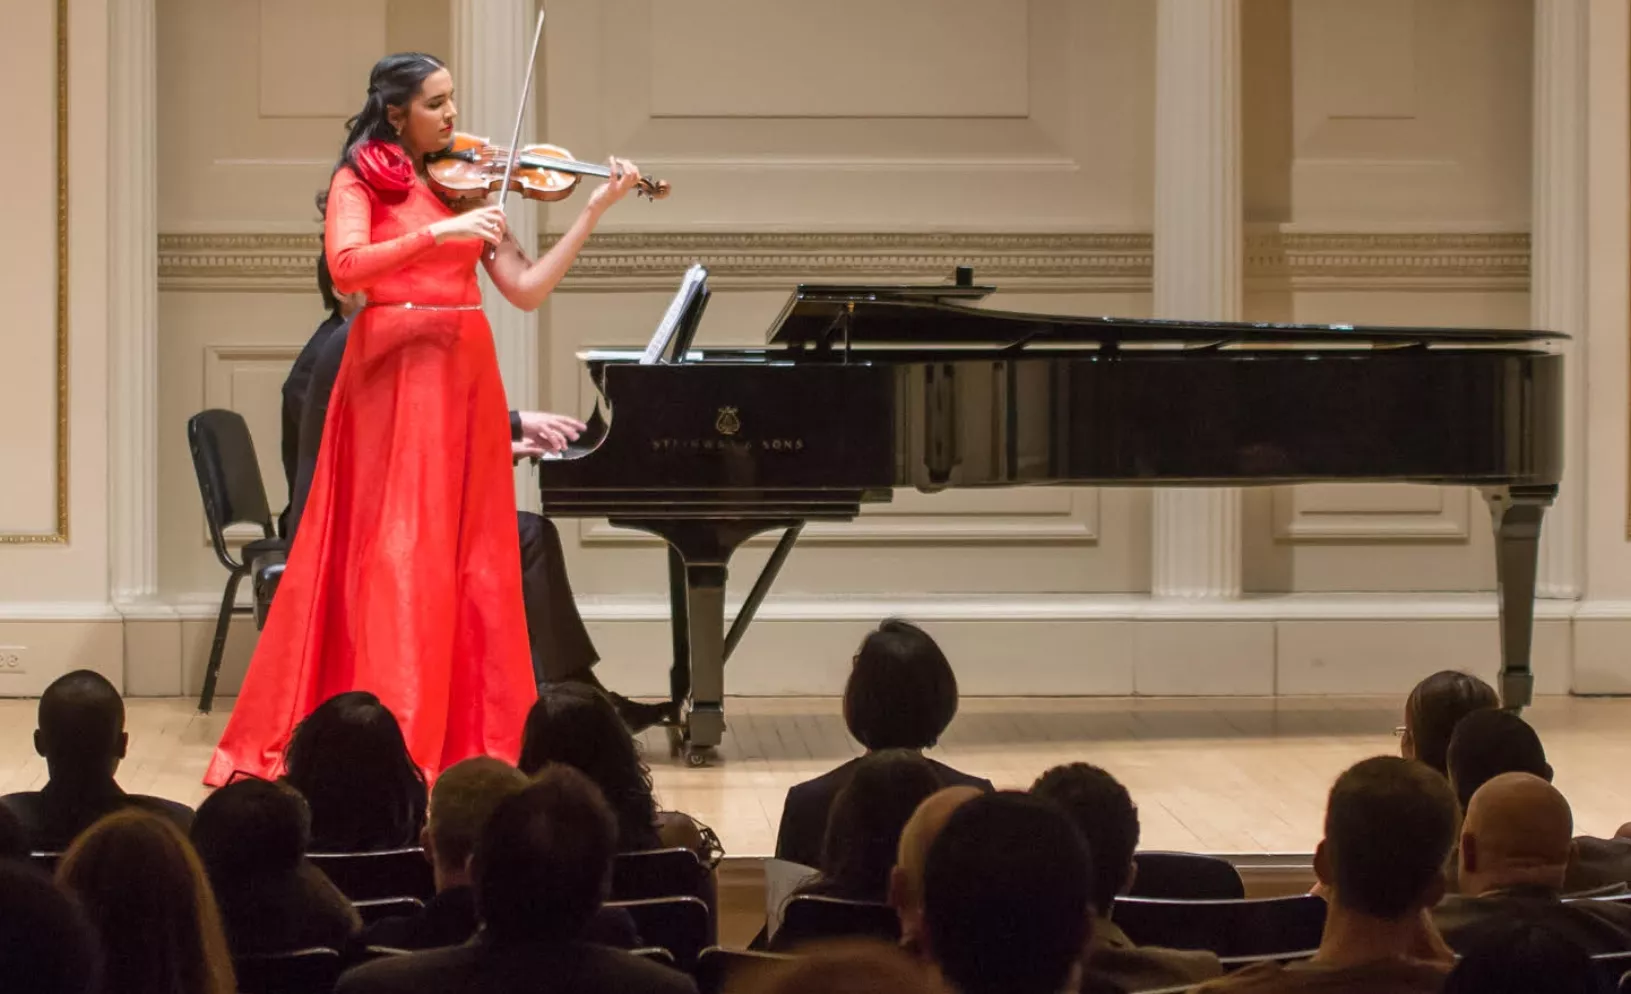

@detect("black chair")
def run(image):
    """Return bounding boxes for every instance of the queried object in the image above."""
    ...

[1594,950,1631,991]
[28,851,60,875]
[352,895,425,926]
[308,848,436,902]
[631,946,677,968]
[232,947,344,994]
[1110,894,1327,958]
[1131,851,1247,900]
[608,895,712,970]
[695,947,792,994]
[773,895,901,949]
[612,847,710,902]
[187,409,287,713]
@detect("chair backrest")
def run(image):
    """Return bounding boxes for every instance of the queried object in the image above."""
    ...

[232,947,344,994]
[187,409,274,570]
[1594,950,1631,991]
[775,895,901,949]
[1131,851,1247,900]
[612,847,709,902]
[631,946,677,967]
[607,895,712,971]
[351,895,426,926]
[1110,894,1328,958]
[694,947,793,994]
[308,848,436,902]
[28,851,61,875]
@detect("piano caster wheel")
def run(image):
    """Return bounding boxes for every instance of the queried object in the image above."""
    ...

[684,745,715,768]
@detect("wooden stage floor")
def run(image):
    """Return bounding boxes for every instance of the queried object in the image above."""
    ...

[2,695,1628,858]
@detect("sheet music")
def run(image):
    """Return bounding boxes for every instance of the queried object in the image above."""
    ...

[763,858,819,941]
[641,263,709,365]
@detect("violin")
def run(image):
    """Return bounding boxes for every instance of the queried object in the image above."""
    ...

[426,132,670,209]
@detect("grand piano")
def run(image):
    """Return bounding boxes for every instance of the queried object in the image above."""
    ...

[538,265,1564,766]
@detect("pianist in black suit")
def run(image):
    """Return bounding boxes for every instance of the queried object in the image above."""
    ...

[279,251,364,539]
[281,299,669,732]
[774,620,992,869]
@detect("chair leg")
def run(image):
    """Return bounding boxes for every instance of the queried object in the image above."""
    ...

[199,570,245,714]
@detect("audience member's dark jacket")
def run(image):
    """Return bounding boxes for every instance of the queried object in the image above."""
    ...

[335,935,698,994]
[1434,881,1631,955]
[1,778,194,852]
[1566,835,1631,893]
[774,755,991,869]
[1087,917,1223,993]
[361,885,641,952]
[212,863,362,958]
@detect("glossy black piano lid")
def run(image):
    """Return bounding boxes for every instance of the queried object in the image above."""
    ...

[767,283,1568,349]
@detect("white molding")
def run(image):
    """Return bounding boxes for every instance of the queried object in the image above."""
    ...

[1532,0,1589,598]
[1151,0,1242,601]
[0,592,1603,625]
[1272,486,1472,542]
[155,230,1531,294]
[108,0,159,602]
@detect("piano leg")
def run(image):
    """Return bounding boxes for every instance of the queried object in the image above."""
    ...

[1480,484,1558,712]
[617,517,805,767]
[666,546,691,711]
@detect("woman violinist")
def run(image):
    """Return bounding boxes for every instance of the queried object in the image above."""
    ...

[204,52,643,786]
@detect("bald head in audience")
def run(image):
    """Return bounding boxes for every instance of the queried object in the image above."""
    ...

[888,786,982,952]
[1458,773,1573,897]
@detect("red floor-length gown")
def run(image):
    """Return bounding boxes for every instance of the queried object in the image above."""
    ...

[204,162,536,786]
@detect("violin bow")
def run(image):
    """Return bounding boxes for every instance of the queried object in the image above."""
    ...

[491,7,546,258]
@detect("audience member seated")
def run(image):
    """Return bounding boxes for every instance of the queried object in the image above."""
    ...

[1399,670,1498,779]
[363,756,638,951]
[1031,762,1223,992]
[776,620,993,870]
[1433,773,1631,954]
[1441,914,1610,994]
[55,808,236,994]
[919,792,1119,994]
[795,750,941,903]
[519,684,707,856]
[190,778,361,958]
[888,786,983,957]
[1,670,193,851]
[0,861,102,994]
[0,800,27,861]
[1444,709,1552,812]
[1193,756,1458,994]
[283,691,429,851]
[335,766,698,994]
[747,938,947,994]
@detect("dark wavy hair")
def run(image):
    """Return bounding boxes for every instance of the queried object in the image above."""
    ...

[809,750,942,902]
[518,685,661,852]
[282,691,427,851]
[336,51,446,173]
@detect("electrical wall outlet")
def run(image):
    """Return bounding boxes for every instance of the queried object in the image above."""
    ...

[0,647,25,673]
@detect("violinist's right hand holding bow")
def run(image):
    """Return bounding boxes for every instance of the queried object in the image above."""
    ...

[429,204,508,246]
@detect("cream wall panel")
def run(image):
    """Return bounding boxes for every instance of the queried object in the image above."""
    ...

[0,0,111,608]
[648,1,1030,118]
[157,0,449,232]
[0,0,61,535]
[158,290,327,597]
[1273,484,1471,541]
[539,0,1154,231]
[1287,0,1531,224]
[258,0,387,119]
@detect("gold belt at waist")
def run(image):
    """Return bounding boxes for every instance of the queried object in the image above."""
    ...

[367,302,483,311]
